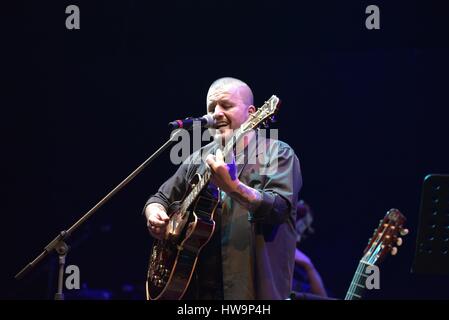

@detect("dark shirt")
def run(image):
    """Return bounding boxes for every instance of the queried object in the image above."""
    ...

[145,135,302,299]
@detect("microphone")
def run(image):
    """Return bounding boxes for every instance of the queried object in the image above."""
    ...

[168,114,216,130]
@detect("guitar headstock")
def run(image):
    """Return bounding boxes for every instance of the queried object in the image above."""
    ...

[362,208,409,265]
[240,95,281,133]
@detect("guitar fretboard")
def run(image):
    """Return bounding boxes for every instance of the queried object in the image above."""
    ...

[345,260,373,300]
[179,127,244,215]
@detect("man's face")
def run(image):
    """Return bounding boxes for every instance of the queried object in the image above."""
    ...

[206,85,252,142]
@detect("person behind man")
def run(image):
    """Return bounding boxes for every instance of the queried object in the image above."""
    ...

[144,77,302,299]
[292,200,328,299]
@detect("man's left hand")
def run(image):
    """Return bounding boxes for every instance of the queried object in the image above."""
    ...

[205,149,239,194]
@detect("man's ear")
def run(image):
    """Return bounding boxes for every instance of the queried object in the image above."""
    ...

[248,105,256,114]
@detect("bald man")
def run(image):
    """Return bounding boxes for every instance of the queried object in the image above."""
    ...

[144,77,302,299]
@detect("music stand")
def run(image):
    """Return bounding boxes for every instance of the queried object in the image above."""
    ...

[412,174,449,275]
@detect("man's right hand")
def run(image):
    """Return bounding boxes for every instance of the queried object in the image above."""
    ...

[145,203,170,240]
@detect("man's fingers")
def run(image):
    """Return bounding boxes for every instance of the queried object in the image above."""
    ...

[152,226,161,234]
[216,149,224,162]
[149,226,165,240]
[149,214,169,227]
[150,218,169,227]
[149,219,165,227]
[157,210,170,221]
[206,154,216,169]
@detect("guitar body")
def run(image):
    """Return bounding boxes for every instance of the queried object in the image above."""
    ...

[146,174,219,300]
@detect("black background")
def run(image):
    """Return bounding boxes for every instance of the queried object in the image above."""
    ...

[2,0,449,299]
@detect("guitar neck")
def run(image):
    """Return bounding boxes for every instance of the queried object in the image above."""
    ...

[344,260,372,300]
[181,169,212,213]
[344,208,407,300]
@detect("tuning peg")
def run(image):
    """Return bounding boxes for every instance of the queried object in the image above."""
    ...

[400,228,409,236]
[396,237,403,246]
[270,115,277,123]
[391,247,398,255]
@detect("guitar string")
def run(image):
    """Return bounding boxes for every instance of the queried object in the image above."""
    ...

[345,260,366,299]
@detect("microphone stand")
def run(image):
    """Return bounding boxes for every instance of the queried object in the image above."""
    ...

[15,128,186,300]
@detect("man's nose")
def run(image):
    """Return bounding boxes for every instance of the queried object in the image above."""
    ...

[213,108,225,120]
